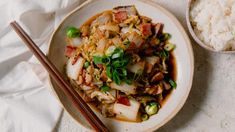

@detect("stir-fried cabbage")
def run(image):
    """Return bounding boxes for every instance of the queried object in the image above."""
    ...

[65,5,177,122]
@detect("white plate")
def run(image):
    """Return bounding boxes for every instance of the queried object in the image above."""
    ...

[48,0,194,131]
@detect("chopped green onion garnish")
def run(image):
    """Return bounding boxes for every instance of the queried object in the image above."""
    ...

[93,56,103,64]
[106,66,112,79]
[66,26,81,38]
[114,47,124,53]
[84,61,90,68]
[113,70,121,85]
[141,114,149,121]
[121,55,130,66]
[113,48,124,58]
[160,50,169,59]
[123,39,131,48]
[93,47,130,85]
[112,52,122,59]
[160,33,171,41]
[145,102,159,115]
[102,57,111,65]
[117,68,127,77]
[112,60,123,68]
[105,46,116,56]
[164,43,175,51]
[149,102,158,106]
[100,85,110,92]
[169,79,177,89]
[125,79,132,85]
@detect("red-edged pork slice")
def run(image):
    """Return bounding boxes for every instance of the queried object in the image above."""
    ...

[65,46,76,57]
[113,6,138,16]
[113,6,138,23]
[127,31,144,49]
[113,11,128,22]
[140,23,152,37]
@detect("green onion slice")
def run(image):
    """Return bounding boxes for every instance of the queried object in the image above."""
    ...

[169,79,177,88]
[106,66,112,79]
[164,43,175,51]
[100,85,110,92]
[93,56,103,64]
[84,61,90,68]
[66,26,81,38]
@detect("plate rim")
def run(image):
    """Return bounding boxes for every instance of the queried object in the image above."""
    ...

[47,0,195,131]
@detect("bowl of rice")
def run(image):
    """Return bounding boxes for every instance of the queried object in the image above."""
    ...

[186,0,235,53]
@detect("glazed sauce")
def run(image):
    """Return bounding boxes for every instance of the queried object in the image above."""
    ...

[160,52,177,106]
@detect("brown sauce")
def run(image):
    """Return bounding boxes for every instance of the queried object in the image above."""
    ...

[160,52,177,106]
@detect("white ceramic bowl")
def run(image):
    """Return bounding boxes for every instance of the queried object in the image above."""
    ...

[186,0,235,54]
[48,0,194,131]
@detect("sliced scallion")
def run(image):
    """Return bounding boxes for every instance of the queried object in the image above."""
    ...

[145,102,159,115]
[160,50,169,59]
[84,61,90,68]
[113,70,121,85]
[112,52,122,59]
[105,46,116,56]
[141,114,149,121]
[66,26,81,38]
[93,56,103,64]
[164,43,175,51]
[100,85,110,92]
[101,57,111,65]
[106,66,112,79]
[125,79,132,85]
[123,39,131,48]
[160,33,171,41]
[169,79,177,89]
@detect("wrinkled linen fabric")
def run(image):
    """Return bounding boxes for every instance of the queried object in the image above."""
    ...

[0,0,83,132]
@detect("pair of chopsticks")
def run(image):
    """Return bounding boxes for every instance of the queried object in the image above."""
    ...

[10,21,109,132]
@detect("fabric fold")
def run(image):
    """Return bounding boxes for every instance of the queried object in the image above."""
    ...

[0,62,62,132]
[0,0,83,132]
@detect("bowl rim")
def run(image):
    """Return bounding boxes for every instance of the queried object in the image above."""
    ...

[47,0,195,131]
[186,0,235,54]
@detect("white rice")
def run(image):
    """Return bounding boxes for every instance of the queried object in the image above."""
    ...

[190,0,235,51]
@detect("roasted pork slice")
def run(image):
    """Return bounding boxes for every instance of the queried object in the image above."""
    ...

[113,6,138,22]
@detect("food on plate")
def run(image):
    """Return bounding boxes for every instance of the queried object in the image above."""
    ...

[64,5,177,122]
[190,0,235,51]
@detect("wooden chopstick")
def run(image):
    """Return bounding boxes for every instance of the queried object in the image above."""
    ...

[10,21,109,132]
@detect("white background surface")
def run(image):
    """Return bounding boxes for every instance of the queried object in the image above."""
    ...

[55,0,235,132]
[0,0,83,132]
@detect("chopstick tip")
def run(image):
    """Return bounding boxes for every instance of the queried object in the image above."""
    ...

[10,21,17,26]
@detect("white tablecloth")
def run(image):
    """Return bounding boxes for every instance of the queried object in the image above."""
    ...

[0,0,84,132]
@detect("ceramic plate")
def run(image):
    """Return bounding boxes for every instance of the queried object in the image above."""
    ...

[48,0,194,131]
[186,0,235,54]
